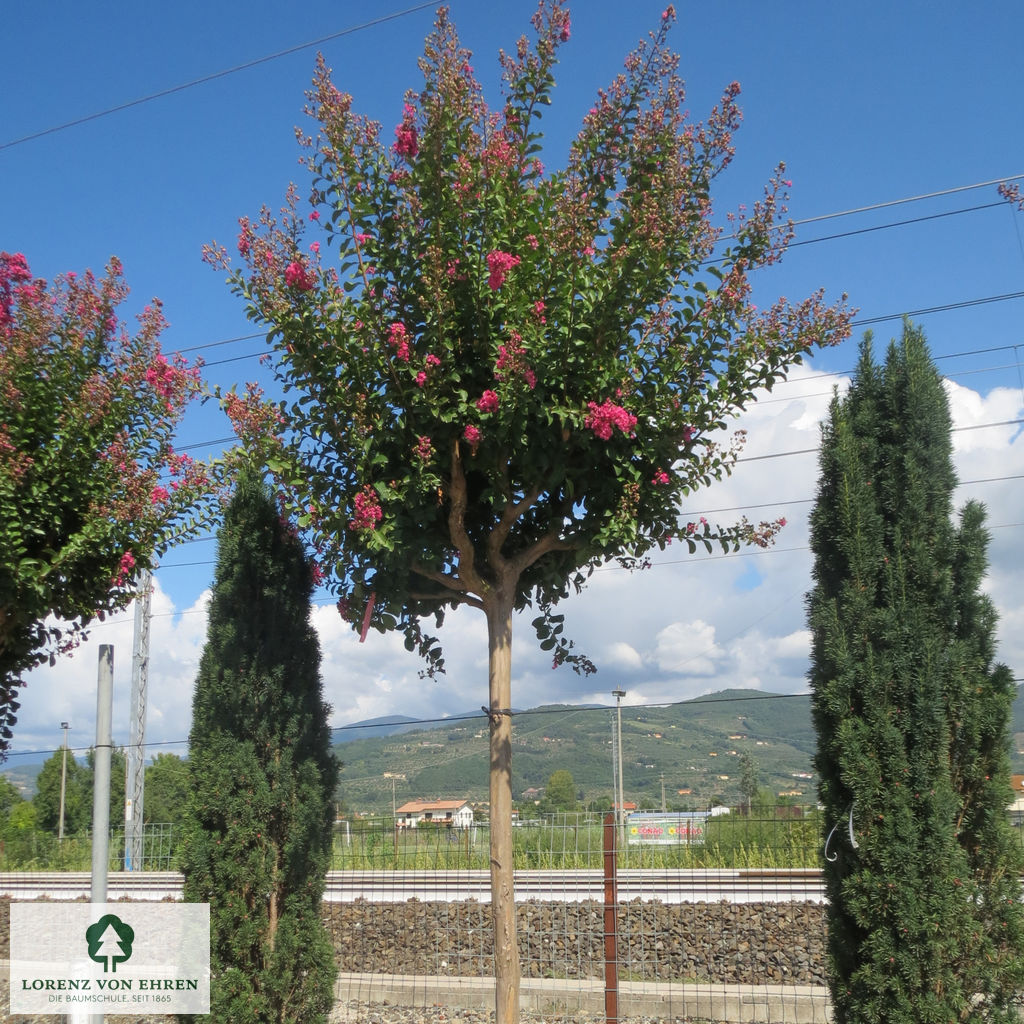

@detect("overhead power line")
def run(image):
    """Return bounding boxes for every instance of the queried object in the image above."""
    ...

[788,174,1024,229]
[0,2,437,152]
[191,290,1024,372]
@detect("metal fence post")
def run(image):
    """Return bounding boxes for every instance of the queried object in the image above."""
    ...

[603,811,618,1024]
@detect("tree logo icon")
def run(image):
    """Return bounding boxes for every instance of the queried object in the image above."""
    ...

[85,914,135,973]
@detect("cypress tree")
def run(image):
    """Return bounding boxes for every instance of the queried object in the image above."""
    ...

[808,323,1024,1023]
[181,469,338,1024]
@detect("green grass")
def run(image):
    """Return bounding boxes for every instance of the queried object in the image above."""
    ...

[330,810,825,871]
[0,807,837,872]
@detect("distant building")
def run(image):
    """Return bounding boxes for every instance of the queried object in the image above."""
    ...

[395,799,474,829]
[1011,775,1024,815]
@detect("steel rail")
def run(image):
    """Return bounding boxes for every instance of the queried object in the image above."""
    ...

[0,868,827,904]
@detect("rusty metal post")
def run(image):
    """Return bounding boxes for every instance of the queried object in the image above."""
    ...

[603,812,619,1024]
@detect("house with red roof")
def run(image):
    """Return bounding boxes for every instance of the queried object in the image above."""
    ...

[395,798,474,829]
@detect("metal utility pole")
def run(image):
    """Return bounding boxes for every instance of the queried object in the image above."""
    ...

[58,721,70,841]
[383,772,406,858]
[383,771,406,818]
[85,645,114,1024]
[125,569,151,870]
[612,689,626,846]
[91,646,114,901]
[660,772,666,813]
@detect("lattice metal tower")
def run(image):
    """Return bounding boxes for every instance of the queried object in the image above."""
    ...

[125,568,151,870]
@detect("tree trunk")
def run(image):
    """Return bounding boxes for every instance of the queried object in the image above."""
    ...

[486,593,519,1024]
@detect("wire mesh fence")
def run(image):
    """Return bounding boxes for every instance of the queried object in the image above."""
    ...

[9,805,1020,1019]
[323,809,832,1022]
[0,821,179,871]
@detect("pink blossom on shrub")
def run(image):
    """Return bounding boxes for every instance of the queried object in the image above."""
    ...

[349,485,383,531]
[494,332,536,390]
[584,400,637,440]
[284,261,314,291]
[415,370,427,387]
[651,469,670,486]
[113,550,136,587]
[463,424,482,446]
[388,322,411,362]
[414,435,432,460]
[393,103,419,159]
[476,389,499,414]
[151,485,171,504]
[486,250,520,291]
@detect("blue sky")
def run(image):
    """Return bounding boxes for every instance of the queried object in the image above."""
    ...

[3,1,1024,765]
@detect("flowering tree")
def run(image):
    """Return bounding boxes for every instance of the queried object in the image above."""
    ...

[0,252,217,755]
[205,4,851,1017]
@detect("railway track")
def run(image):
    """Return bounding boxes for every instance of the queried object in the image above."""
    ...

[0,868,826,904]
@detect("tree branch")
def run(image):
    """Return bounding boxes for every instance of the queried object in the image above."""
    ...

[447,441,485,594]
[510,528,576,576]
[408,589,484,611]
[488,481,543,568]
[410,560,473,595]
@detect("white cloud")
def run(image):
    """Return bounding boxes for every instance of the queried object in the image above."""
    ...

[652,620,722,676]
[604,642,643,672]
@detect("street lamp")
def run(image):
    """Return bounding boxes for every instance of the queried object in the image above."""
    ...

[58,722,70,841]
[612,690,626,844]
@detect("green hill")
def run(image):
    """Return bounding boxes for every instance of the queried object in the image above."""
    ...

[335,685,1024,815]
[334,689,820,814]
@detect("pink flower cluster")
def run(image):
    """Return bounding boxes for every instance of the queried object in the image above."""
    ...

[237,221,253,256]
[145,355,183,402]
[284,260,315,291]
[486,250,520,291]
[388,322,411,362]
[151,485,171,504]
[414,435,432,461]
[113,550,136,587]
[350,485,383,531]
[1,251,32,328]
[463,424,482,446]
[584,400,637,440]
[476,389,499,414]
[393,103,419,159]
[222,383,283,441]
[494,332,536,389]
[651,469,670,486]
[482,130,517,176]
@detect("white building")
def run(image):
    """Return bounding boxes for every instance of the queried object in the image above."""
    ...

[395,798,474,829]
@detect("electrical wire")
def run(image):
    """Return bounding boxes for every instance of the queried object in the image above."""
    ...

[0,3,439,152]
[11,679,1024,761]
